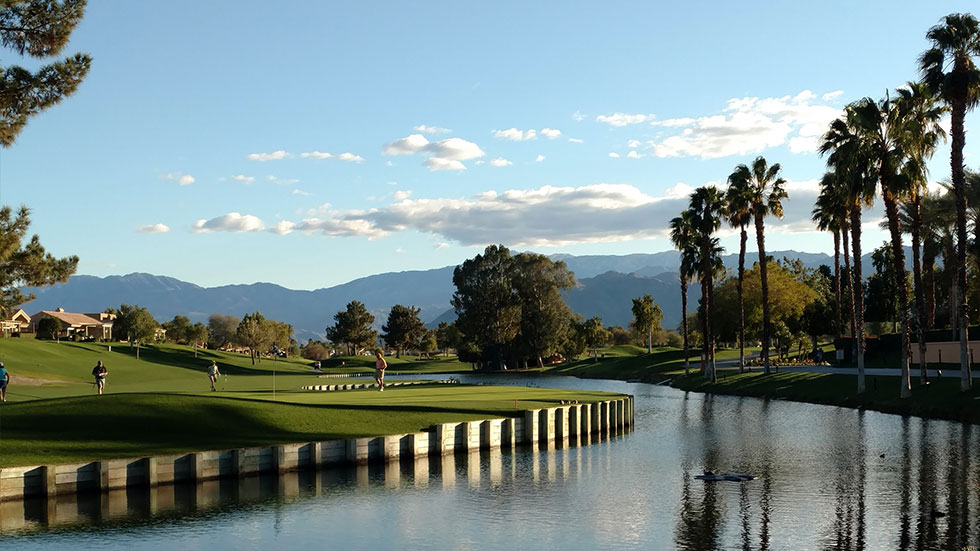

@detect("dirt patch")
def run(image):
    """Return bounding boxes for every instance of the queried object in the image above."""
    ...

[8,374,80,387]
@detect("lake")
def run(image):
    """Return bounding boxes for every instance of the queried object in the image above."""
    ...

[1,375,977,550]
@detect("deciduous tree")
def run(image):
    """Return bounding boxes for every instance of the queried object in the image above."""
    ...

[631,294,663,354]
[114,304,157,360]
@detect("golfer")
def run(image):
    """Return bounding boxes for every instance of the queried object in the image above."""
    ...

[92,360,108,395]
[374,351,387,391]
[208,360,220,392]
[0,361,9,402]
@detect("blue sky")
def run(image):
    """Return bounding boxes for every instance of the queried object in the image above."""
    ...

[2,1,979,290]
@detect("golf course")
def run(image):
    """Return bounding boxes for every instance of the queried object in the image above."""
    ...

[0,339,620,468]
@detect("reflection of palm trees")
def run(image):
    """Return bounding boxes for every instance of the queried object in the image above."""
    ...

[676,468,723,551]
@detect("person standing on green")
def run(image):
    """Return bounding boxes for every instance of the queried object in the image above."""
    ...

[208,360,220,392]
[92,360,108,395]
[0,362,9,402]
[374,351,387,392]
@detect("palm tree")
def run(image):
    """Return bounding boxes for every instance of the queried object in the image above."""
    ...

[725,169,754,373]
[894,81,947,384]
[688,186,726,382]
[821,112,878,394]
[728,156,787,376]
[920,12,980,391]
[844,96,915,398]
[813,172,849,344]
[670,211,698,376]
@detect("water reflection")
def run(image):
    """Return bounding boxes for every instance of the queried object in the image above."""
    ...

[1,376,978,551]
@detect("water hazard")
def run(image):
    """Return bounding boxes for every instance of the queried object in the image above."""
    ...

[1,375,978,550]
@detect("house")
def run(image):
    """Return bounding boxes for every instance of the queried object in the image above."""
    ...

[1,309,31,336]
[29,308,115,340]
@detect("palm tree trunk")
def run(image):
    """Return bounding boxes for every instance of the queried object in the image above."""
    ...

[843,225,857,346]
[738,226,747,373]
[681,275,689,375]
[707,273,716,382]
[755,211,772,376]
[700,276,710,380]
[924,248,937,330]
[833,228,842,343]
[910,194,929,384]
[883,191,912,398]
[951,98,973,391]
[850,206,866,394]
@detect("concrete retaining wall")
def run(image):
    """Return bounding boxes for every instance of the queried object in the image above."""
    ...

[0,396,633,502]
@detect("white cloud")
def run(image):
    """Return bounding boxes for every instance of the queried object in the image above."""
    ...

[394,248,405,254]
[536,155,545,162]
[608,152,620,158]
[383,133,484,170]
[301,151,333,159]
[392,190,412,200]
[568,138,584,143]
[191,212,265,233]
[383,134,431,155]
[137,223,170,234]
[232,174,255,184]
[425,157,467,171]
[540,128,562,139]
[490,158,512,167]
[627,150,642,159]
[298,150,363,162]
[414,124,451,135]
[822,90,844,101]
[335,152,364,162]
[292,189,311,196]
[572,110,586,121]
[284,184,686,247]
[596,113,652,126]
[493,128,537,141]
[164,172,195,186]
[435,242,450,249]
[627,140,641,148]
[270,220,296,235]
[644,90,842,159]
[248,150,289,161]
[267,175,299,185]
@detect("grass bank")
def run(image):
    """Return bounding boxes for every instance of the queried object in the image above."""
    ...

[546,344,980,425]
[0,339,618,467]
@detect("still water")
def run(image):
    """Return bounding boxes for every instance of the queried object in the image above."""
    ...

[1,375,977,550]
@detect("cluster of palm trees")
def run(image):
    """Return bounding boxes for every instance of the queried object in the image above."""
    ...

[671,13,978,396]
[670,156,787,384]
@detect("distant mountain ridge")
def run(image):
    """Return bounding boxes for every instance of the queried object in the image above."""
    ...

[20,249,895,342]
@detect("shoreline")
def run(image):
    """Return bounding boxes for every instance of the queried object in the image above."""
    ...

[563,366,980,425]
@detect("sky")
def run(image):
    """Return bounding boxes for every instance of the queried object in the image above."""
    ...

[2,1,980,291]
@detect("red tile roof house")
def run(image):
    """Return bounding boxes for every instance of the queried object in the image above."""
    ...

[1,309,31,336]
[29,308,115,341]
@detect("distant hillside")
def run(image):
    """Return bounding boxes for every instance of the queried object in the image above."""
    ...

[20,249,899,342]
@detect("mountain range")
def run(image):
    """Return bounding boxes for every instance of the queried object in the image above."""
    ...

[20,249,892,342]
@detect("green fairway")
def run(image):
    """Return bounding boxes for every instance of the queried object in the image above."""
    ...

[0,339,618,468]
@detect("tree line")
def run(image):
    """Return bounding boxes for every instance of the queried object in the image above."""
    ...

[671,12,979,397]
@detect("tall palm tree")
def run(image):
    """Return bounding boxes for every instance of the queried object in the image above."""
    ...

[813,172,849,344]
[844,96,915,398]
[728,156,787,376]
[918,193,946,329]
[821,113,878,394]
[895,81,947,384]
[725,170,754,373]
[688,186,726,382]
[920,12,980,391]
[670,211,698,376]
